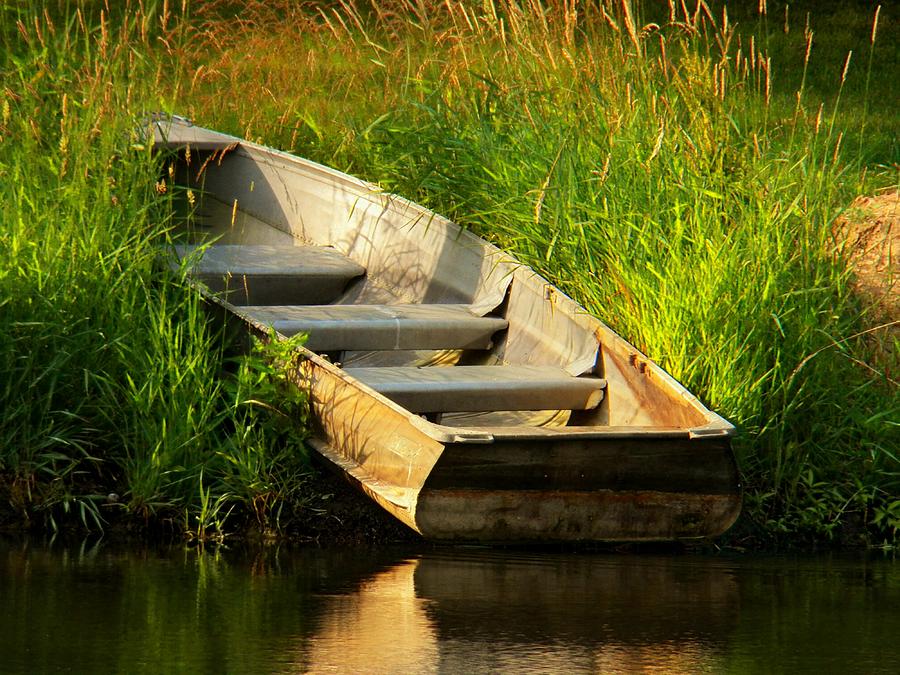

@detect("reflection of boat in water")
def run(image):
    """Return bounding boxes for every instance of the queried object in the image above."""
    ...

[153,115,741,543]
[413,551,738,648]
[303,550,738,673]
[303,556,439,674]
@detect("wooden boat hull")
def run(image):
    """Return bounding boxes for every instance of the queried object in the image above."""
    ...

[416,437,739,542]
[152,115,741,542]
[285,334,740,542]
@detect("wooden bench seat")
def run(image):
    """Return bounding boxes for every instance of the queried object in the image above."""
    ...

[240,304,508,351]
[174,244,365,305]
[345,365,606,413]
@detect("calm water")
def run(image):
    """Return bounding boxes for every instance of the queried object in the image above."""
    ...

[2,540,898,674]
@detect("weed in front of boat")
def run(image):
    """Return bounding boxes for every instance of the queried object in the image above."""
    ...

[178,0,898,547]
[215,330,315,539]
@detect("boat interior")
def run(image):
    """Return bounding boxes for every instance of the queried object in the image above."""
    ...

[159,121,732,439]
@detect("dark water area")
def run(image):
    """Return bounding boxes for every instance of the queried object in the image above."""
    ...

[2,540,898,674]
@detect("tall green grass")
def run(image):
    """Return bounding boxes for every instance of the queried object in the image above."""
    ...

[180,0,898,546]
[2,1,896,546]
[0,2,315,538]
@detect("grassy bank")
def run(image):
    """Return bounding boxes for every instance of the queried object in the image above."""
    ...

[2,1,897,548]
[0,2,328,541]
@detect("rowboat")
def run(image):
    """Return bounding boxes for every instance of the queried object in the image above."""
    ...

[151,115,741,542]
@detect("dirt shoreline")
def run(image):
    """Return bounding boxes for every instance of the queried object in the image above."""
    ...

[833,190,899,386]
[834,191,898,324]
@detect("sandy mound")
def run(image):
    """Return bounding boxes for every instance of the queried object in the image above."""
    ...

[833,191,898,383]
[834,191,898,324]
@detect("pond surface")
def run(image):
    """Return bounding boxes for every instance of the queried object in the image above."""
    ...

[2,540,898,673]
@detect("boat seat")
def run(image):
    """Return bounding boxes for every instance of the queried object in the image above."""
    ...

[240,304,508,351]
[345,365,606,413]
[174,244,365,305]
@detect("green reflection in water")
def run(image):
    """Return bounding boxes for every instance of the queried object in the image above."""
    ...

[1,540,898,674]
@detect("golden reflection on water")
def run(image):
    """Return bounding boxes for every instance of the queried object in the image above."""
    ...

[297,552,735,674]
[303,559,438,674]
[592,643,719,674]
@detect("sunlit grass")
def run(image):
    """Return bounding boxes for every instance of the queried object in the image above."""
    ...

[0,1,316,538]
[180,0,899,546]
[1,0,897,545]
